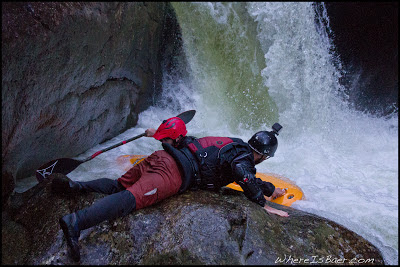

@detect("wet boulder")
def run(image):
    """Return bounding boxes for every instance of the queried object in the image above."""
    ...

[2,177,384,265]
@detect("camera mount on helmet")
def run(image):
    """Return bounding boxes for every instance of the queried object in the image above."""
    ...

[272,123,282,136]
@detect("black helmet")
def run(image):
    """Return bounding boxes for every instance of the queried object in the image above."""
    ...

[248,123,282,157]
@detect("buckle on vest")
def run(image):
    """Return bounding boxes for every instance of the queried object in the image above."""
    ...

[199,152,208,158]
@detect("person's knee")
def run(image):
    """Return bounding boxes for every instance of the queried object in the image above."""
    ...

[118,190,136,216]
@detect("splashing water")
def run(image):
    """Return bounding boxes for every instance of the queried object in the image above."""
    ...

[244,3,398,264]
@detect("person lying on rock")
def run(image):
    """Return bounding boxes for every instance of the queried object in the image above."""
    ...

[52,116,288,262]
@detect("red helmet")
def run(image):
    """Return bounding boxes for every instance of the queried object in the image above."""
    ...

[153,117,187,140]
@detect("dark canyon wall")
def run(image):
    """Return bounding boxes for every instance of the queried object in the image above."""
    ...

[2,2,176,207]
[324,2,398,115]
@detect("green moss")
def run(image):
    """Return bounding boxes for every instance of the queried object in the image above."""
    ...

[312,222,337,253]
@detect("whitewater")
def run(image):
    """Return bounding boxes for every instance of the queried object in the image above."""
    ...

[16,2,398,265]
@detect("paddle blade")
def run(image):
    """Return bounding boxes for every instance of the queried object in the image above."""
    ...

[35,158,83,182]
[176,110,196,124]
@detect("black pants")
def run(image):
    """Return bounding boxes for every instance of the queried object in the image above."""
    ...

[76,178,126,194]
[73,178,136,231]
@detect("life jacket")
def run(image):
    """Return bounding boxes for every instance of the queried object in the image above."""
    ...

[184,136,250,190]
[162,136,252,192]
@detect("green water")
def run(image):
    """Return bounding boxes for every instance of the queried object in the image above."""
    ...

[172,2,278,133]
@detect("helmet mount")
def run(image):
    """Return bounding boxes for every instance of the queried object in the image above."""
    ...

[271,123,282,136]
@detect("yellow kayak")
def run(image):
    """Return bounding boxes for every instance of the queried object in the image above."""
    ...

[117,155,303,207]
[225,173,303,207]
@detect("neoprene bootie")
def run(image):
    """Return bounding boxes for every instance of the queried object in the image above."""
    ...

[59,213,81,262]
[59,190,136,262]
[51,173,84,194]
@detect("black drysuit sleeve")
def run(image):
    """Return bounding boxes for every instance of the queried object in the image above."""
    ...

[231,152,275,207]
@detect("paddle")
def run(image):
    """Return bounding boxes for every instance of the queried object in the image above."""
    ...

[35,110,196,182]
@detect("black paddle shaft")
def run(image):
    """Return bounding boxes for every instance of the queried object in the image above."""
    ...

[81,133,146,163]
[35,110,196,182]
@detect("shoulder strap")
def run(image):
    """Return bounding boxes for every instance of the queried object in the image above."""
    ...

[187,138,203,153]
[162,143,199,193]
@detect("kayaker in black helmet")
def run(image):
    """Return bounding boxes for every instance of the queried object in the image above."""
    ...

[147,122,288,215]
[53,119,288,262]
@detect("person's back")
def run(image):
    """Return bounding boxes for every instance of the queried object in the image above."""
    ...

[178,136,254,190]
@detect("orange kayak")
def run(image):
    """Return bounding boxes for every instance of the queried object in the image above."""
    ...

[117,154,303,207]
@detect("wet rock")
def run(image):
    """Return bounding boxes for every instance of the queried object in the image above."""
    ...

[1,2,172,193]
[2,178,384,265]
[1,171,14,210]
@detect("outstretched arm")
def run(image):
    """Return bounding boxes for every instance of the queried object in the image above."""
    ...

[264,204,289,217]
[231,155,289,217]
[263,188,289,217]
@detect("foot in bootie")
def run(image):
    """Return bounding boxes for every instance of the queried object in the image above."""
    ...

[51,173,82,194]
[60,213,81,262]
